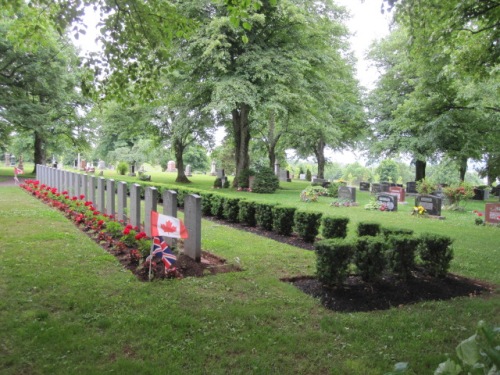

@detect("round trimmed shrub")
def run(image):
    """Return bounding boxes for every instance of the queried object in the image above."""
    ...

[357,222,381,237]
[252,167,279,194]
[418,233,454,278]
[117,161,128,175]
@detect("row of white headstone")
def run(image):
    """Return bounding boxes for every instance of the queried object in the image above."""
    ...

[35,164,202,261]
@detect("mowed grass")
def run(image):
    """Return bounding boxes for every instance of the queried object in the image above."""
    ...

[0,180,499,374]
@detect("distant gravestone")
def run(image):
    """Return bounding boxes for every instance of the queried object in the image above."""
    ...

[312,177,325,185]
[249,175,255,189]
[380,182,391,192]
[473,188,489,201]
[216,169,225,179]
[4,153,9,166]
[128,163,136,177]
[389,186,406,203]
[167,160,176,172]
[210,161,216,176]
[338,186,356,202]
[416,195,442,216]
[406,181,417,194]
[377,193,398,211]
[371,183,381,194]
[98,160,106,170]
[279,169,291,182]
[299,173,306,180]
[185,164,192,177]
[359,182,370,191]
[485,203,500,224]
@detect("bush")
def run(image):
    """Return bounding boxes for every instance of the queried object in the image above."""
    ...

[255,203,276,230]
[213,177,222,188]
[223,197,240,222]
[200,192,213,216]
[252,167,280,193]
[294,211,322,243]
[443,182,474,209]
[387,234,419,280]
[354,236,387,282]
[418,233,454,277]
[117,161,128,176]
[306,169,312,182]
[381,227,414,238]
[238,200,256,226]
[357,222,381,237]
[327,181,341,198]
[272,206,297,236]
[106,221,124,239]
[237,168,254,189]
[322,216,349,239]
[210,195,225,219]
[416,178,436,195]
[300,186,328,202]
[223,178,230,188]
[315,239,354,287]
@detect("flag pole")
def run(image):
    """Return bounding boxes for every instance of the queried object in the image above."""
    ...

[148,240,154,281]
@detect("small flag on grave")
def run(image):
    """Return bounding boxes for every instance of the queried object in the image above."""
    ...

[147,236,177,270]
[150,211,188,239]
[14,167,23,175]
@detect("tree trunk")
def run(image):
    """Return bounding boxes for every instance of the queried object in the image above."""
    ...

[458,156,467,182]
[314,140,326,179]
[174,138,191,183]
[33,130,46,174]
[232,104,251,187]
[415,159,426,181]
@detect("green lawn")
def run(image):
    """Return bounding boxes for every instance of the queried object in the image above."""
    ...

[0,176,499,374]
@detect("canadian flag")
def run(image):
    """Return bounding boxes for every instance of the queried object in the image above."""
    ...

[150,211,189,239]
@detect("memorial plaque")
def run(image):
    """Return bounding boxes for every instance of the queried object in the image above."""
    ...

[485,203,500,224]
[415,195,442,216]
[376,193,398,211]
[359,182,370,191]
[389,186,406,203]
[338,186,356,202]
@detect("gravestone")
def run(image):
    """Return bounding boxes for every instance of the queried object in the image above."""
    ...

[117,182,128,223]
[380,182,390,192]
[299,173,306,180]
[473,188,489,201]
[359,182,370,191]
[406,181,417,194]
[98,160,106,170]
[185,164,192,177]
[377,193,398,211]
[389,186,406,203]
[128,163,136,177]
[274,162,280,175]
[279,169,291,182]
[371,183,381,194]
[338,186,356,202]
[415,195,442,216]
[144,187,158,236]
[184,194,201,262]
[4,153,9,166]
[129,184,141,228]
[312,177,325,185]
[97,177,106,212]
[167,160,176,172]
[216,169,225,179]
[249,175,255,190]
[210,161,216,176]
[106,179,116,217]
[163,190,178,248]
[485,203,500,224]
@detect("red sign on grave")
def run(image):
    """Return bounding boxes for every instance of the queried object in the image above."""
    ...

[389,186,406,202]
[485,203,500,224]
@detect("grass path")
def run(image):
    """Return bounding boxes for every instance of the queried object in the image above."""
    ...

[0,186,499,374]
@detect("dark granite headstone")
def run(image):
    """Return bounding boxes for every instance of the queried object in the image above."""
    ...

[415,195,442,216]
[377,193,398,211]
[359,182,370,191]
[473,188,489,200]
[371,183,381,194]
[380,182,391,192]
[338,186,356,202]
[406,181,417,194]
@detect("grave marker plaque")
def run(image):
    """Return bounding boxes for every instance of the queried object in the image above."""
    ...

[359,182,370,191]
[485,203,500,224]
[377,193,398,211]
[338,186,356,202]
[415,195,442,216]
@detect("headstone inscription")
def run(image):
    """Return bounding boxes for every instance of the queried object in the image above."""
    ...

[485,203,500,224]
[406,181,417,194]
[338,186,356,202]
[359,182,370,191]
[389,186,406,203]
[376,193,398,211]
[415,195,442,216]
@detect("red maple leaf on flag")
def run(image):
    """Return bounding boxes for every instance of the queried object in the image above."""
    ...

[161,220,177,233]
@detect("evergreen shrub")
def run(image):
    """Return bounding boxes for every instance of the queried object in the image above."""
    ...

[322,216,349,239]
[117,161,128,175]
[238,200,256,226]
[223,197,240,222]
[387,234,419,280]
[210,195,225,219]
[418,233,454,277]
[255,203,276,230]
[200,192,214,216]
[252,167,279,193]
[354,236,387,282]
[294,211,322,243]
[272,206,297,236]
[357,222,381,237]
[381,227,414,237]
[315,239,354,287]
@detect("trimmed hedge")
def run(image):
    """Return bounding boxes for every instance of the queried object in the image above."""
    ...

[418,233,454,277]
[357,222,381,237]
[381,227,414,237]
[223,197,240,223]
[294,211,322,243]
[322,216,349,239]
[272,206,297,236]
[387,234,419,280]
[354,236,387,282]
[200,192,214,216]
[315,239,354,287]
[210,195,225,219]
[255,203,276,231]
[238,200,256,226]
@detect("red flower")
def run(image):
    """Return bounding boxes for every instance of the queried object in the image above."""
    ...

[79,194,85,200]
[62,190,68,195]
[123,227,131,235]
[135,232,147,240]
[93,211,100,215]
[72,196,78,201]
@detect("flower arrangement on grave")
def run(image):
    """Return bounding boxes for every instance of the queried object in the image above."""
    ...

[473,210,484,225]
[443,183,474,210]
[379,203,389,211]
[300,186,328,202]
[330,199,359,207]
[412,205,427,217]
[416,178,437,195]
[364,199,382,211]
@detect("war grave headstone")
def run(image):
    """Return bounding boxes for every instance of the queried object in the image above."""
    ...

[376,193,398,211]
[485,203,500,224]
[338,186,356,202]
[415,195,442,217]
[359,182,370,191]
[389,186,406,203]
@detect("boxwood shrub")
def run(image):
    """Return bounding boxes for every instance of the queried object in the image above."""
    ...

[315,239,354,287]
[272,206,297,236]
[381,227,414,237]
[294,211,322,243]
[387,234,419,280]
[354,236,387,282]
[252,167,280,193]
[210,195,225,219]
[200,192,214,216]
[223,197,240,223]
[322,216,349,239]
[255,203,276,230]
[418,233,454,277]
[357,222,381,237]
[238,200,256,226]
